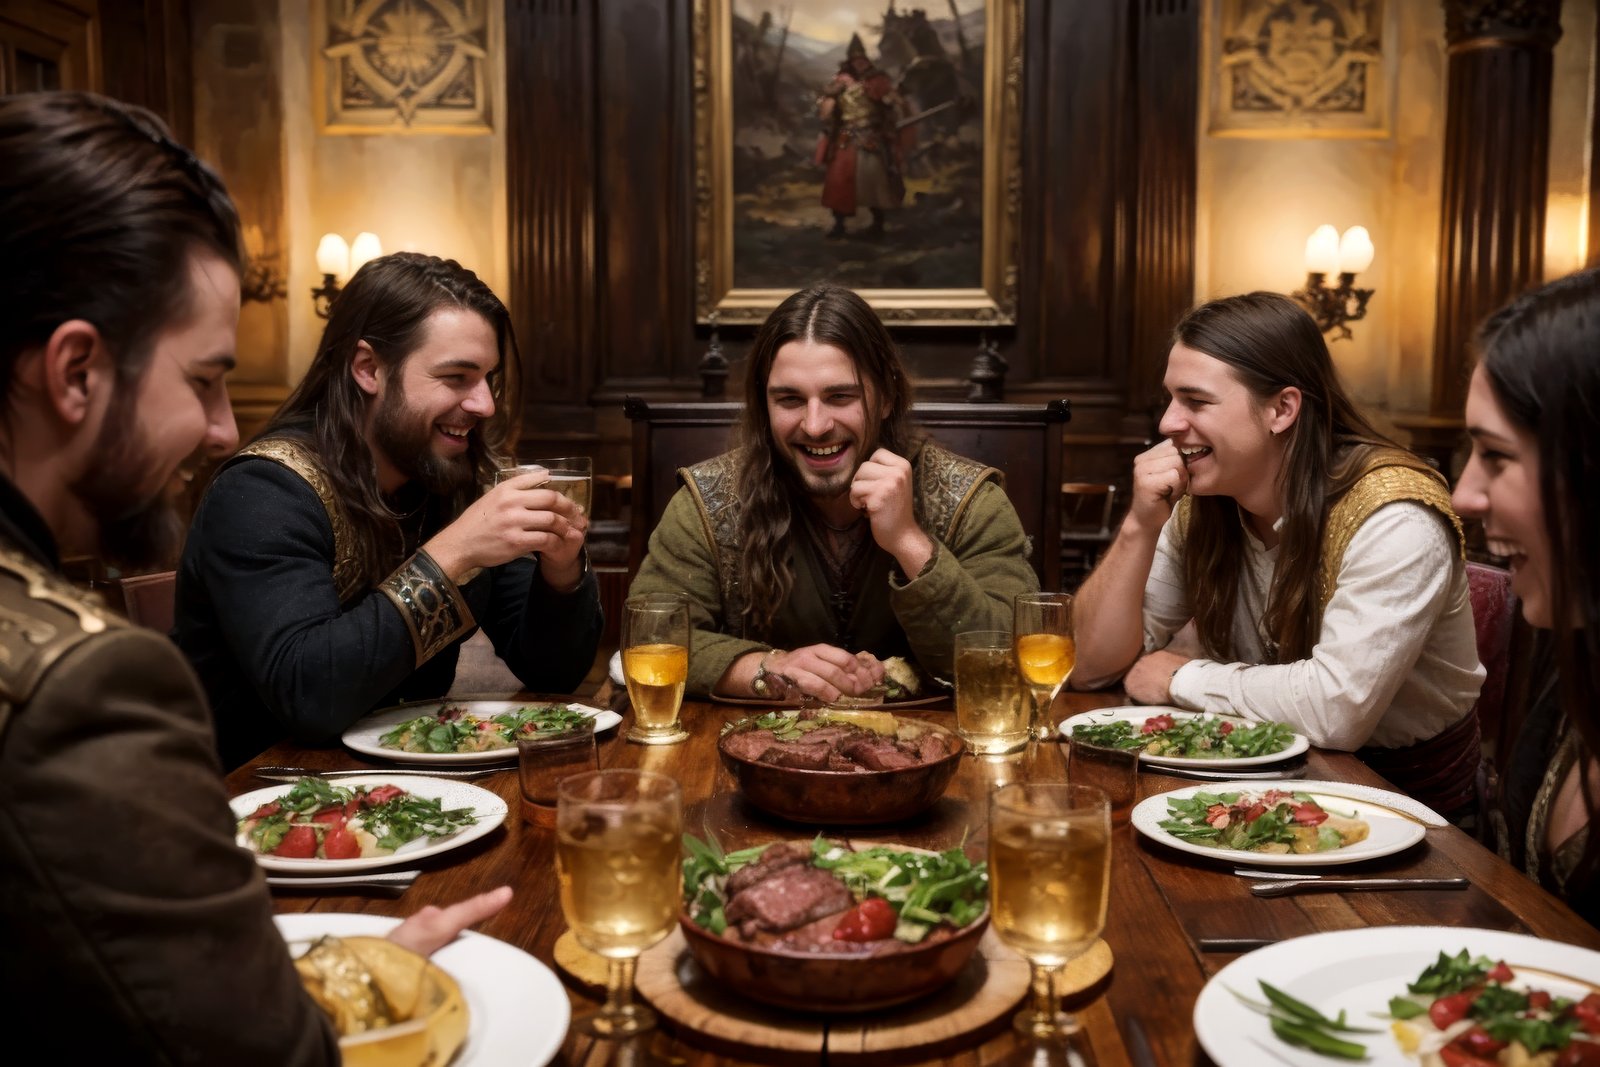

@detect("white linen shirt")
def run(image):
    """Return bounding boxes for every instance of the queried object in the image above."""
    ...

[1143,501,1484,751]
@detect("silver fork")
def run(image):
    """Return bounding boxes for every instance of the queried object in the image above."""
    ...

[265,869,421,895]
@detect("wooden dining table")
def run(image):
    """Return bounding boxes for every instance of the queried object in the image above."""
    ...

[229,690,1600,1066]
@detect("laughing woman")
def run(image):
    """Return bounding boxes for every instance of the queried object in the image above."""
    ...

[1453,267,1600,927]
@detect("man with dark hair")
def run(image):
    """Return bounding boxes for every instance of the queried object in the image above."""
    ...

[1071,292,1482,814]
[628,284,1037,702]
[176,251,603,769]
[0,90,506,1064]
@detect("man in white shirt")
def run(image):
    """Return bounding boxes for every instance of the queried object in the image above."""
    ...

[1072,292,1483,814]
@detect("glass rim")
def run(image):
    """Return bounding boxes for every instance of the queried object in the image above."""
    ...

[555,767,680,805]
[1014,591,1073,604]
[989,781,1110,818]
[526,455,592,467]
[626,592,688,609]
[954,628,1014,643]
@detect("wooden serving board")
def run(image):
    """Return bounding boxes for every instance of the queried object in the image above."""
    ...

[635,929,1113,1060]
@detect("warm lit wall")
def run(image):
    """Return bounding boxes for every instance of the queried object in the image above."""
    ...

[1195,2,1446,416]
[1197,2,1596,421]
[193,1,508,390]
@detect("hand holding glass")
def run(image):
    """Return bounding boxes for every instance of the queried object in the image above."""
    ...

[1013,592,1076,741]
[989,783,1111,1044]
[556,769,682,1039]
[623,593,690,745]
[496,456,592,513]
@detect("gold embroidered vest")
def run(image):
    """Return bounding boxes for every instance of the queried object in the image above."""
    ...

[681,441,1000,637]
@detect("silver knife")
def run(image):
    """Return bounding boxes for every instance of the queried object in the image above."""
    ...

[253,764,506,782]
[1144,764,1308,782]
[1251,877,1468,897]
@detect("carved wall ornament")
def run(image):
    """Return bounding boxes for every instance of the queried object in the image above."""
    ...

[1207,0,1388,137]
[316,0,491,133]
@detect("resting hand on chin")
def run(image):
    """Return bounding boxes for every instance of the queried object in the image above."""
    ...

[850,448,934,577]
[1128,440,1190,536]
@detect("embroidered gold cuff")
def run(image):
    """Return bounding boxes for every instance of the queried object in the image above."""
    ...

[379,549,476,667]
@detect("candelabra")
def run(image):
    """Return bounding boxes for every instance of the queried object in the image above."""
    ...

[1290,271,1374,342]
[1290,224,1375,342]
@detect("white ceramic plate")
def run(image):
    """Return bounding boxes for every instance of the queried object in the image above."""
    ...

[276,912,569,1067]
[1193,926,1600,1067]
[1058,706,1310,768]
[342,699,620,765]
[233,773,507,873]
[1130,781,1426,867]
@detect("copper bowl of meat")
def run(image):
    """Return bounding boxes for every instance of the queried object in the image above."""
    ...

[680,837,989,1012]
[717,710,965,825]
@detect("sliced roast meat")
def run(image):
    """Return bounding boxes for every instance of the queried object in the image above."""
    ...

[721,729,780,763]
[840,734,921,771]
[917,733,949,763]
[724,840,811,896]
[726,864,854,937]
[763,740,836,770]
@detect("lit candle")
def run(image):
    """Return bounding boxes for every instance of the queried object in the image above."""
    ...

[1338,226,1374,274]
[315,233,349,279]
[349,232,384,274]
[1304,225,1340,275]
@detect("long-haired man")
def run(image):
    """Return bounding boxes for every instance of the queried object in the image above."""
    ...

[1072,292,1483,815]
[176,252,602,769]
[0,90,506,1064]
[629,284,1037,701]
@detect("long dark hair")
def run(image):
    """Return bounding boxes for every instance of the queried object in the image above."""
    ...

[0,90,242,420]
[1174,292,1400,661]
[1475,266,1600,901]
[734,285,915,636]
[262,252,519,584]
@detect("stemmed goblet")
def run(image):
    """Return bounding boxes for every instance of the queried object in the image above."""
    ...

[1013,592,1076,741]
[555,769,683,1039]
[988,783,1111,1048]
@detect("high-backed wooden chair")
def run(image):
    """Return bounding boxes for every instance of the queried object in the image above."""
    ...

[1060,482,1119,590]
[624,397,1071,589]
[113,570,177,635]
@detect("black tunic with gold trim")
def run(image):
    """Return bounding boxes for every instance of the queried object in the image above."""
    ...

[176,435,603,769]
[0,474,338,1063]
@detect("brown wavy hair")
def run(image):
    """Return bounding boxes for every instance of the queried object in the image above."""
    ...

[260,252,520,584]
[734,285,915,636]
[1175,292,1402,662]
[1475,267,1600,906]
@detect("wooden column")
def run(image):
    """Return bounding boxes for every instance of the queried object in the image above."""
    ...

[506,0,599,436]
[1430,0,1563,417]
[1126,0,1199,430]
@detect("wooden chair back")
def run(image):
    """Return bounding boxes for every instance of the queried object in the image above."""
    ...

[624,397,1071,588]
[114,570,177,635]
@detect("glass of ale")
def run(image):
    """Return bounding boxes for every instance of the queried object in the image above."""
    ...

[988,783,1111,1044]
[954,629,1029,755]
[623,593,690,744]
[556,769,682,1038]
[1013,592,1076,741]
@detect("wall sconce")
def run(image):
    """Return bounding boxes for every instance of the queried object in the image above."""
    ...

[1290,224,1375,342]
[311,231,383,318]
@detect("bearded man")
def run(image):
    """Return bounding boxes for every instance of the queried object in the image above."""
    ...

[0,90,506,1064]
[176,252,602,769]
[628,284,1037,703]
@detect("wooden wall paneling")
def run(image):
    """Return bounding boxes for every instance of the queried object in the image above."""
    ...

[1430,0,1562,417]
[592,0,691,402]
[1126,0,1198,433]
[507,0,600,443]
[1590,5,1600,270]
[0,0,100,93]
[99,0,191,140]
[1018,0,1134,402]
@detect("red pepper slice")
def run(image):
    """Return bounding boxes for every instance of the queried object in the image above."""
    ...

[1141,714,1175,735]
[1440,1045,1498,1067]
[1429,990,1481,1030]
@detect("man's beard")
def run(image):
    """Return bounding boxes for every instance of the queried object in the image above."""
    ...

[370,381,478,497]
[68,389,183,571]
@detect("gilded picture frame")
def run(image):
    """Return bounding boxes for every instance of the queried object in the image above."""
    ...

[693,0,1022,325]
[1206,0,1389,138]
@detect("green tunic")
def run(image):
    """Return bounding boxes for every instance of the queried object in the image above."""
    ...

[629,440,1040,695]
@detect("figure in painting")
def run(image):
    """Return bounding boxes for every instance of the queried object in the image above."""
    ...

[816,33,908,240]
